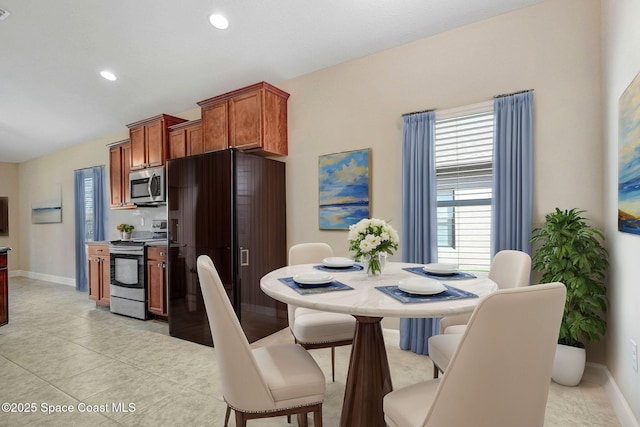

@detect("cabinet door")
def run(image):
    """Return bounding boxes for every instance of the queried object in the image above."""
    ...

[99,255,110,304]
[229,90,262,150]
[202,101,228,152]
[130,126,146,170]
[187,125,203,156]
[121,143,132,205]
[169,129,187,160]
[109,146,124,206]
[145,121,165,167]
[0,265,7,326]
[147,249,167,316]
[88,256,101,301]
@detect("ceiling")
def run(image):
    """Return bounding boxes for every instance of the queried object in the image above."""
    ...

[0,0,542,163]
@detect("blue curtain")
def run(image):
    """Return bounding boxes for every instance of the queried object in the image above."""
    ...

[74,166,108,292]
[74,170,87,291]
[399,111,439,355]
[492,92,534,255]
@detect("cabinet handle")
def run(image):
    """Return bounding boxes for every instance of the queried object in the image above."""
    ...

[159,251,165,256]
[240,248,249,266]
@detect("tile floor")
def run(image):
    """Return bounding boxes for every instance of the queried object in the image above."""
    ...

[0,276,621,426]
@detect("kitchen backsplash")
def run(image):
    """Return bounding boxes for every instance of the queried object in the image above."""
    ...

[109,206,168,241]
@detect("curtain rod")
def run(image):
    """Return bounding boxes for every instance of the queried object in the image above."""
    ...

[494,89,534,99]
[401,108,435,117]
[74,165,104,172]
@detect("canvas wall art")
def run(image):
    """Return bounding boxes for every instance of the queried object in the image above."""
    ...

[319,148,370,230]
[619,72,640,234]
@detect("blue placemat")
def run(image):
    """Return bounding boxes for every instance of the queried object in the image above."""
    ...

[375,284,478,304]
[278,277,354,295]
[313,264,364,273]
[403,267,477,281]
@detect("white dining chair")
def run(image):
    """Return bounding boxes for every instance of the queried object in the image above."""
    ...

[384,282,566,427]
[431,250,532,378]
[288,243,356,382]
[196,255,325,427]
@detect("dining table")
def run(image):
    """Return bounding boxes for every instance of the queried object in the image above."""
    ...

[260,261,498,427]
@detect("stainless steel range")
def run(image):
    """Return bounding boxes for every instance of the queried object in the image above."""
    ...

[109,221,168,320]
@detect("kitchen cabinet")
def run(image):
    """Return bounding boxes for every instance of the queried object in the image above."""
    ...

[88,243,110,306]
[197,82,290,157]
[0,249,8,326]
[168,119,203,160]
[147,246,167,317]
[127,114,187,170]
[109,140,135,209]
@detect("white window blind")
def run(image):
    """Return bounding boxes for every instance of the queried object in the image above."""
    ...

[435,101,493,271]
[84,172,95,241]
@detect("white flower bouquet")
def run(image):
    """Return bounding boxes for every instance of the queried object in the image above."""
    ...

[348,218,399,276]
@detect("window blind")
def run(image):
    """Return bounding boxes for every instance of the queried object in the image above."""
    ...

[435,102,493,271]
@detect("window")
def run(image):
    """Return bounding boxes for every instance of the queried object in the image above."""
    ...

[83,170,95,241]
[435,101,494,271]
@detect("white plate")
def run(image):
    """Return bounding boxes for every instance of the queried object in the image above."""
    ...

[423,263,459,275]
[322,257,354,268]
[398,278,446,295]
[293,272,334,285]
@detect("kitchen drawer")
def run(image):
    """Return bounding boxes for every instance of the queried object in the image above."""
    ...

[88,244,109,257]
[147,246,167,260]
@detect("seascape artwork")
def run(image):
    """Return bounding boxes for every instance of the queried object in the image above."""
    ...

[619,72,640,234]
[319,148,370,230]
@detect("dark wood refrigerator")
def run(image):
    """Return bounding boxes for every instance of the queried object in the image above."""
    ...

[167,149,288,346]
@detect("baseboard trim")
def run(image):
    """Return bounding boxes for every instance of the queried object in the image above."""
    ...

[585,362,640,427]
[10,270,75,287]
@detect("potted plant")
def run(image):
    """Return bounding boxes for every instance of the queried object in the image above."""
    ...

[116,224,135,241]
[530,208,608,386]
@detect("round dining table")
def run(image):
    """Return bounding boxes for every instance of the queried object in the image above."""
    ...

[260,262,498,427]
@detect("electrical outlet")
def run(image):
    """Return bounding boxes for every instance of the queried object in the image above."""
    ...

[632,340,638,373]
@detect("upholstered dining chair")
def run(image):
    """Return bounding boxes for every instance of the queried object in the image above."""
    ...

[384,282,566,427]
[196,255,325,427]
[287,243,356,382]
[431,250,532,377]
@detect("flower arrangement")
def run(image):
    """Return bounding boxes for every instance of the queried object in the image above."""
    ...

[348,218,399,276]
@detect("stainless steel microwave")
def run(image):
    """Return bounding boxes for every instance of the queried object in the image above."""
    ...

[129,167,165,204]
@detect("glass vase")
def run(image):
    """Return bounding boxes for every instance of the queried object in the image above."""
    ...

[362,252,387,278]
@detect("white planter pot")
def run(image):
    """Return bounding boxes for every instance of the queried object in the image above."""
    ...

[551,343,586,386]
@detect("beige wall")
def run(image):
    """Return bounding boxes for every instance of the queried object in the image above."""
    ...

[0,163,20,270]
[279,0,604,260]
[14,0,612,367]
[602,0,640,421]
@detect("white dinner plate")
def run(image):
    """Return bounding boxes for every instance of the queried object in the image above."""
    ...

[293,272,334,285]
[398,277,446,295]
[322,257,354,268]
[423,263,459,275]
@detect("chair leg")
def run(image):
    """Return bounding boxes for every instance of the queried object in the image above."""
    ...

[224,405,231,427]
[234,411,247,427]
[331,346,336,382]
[433,364,439,378]
[313,406,323,427]
[287,415,291,423]
[297,412,308,427]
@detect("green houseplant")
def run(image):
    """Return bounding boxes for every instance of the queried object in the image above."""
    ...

[530,208,608,385]
[116,224,134,240]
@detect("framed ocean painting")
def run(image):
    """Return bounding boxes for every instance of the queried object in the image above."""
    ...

[619,72,640,234]
[319,148,371,230]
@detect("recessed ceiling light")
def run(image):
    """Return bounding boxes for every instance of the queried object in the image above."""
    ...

[100,70,117,81]
[209,13,229,30]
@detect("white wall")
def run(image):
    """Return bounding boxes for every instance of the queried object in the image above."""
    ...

[602,0,640,421]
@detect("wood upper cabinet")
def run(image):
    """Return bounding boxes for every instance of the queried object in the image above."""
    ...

[147,246,167,317]
[168,119,203,160]
[127,114,187,170]
[88,244,110,306]
[109,140,135,209]
[197,82,290,156]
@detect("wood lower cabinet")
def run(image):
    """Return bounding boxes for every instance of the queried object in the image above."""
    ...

[168,119,203,160]
[197,82,290,156]
[147,246,167,317]
[1,251,8,326]
[109,140,135,209]
[88,244,110,306]
[128,114,187,170]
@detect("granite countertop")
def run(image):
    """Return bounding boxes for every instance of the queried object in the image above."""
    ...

[0,247,12,253]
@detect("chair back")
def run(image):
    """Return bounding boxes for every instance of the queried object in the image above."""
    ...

[287,243,334,325]
[488,249,531,289]
[288,243,334,265]
[196,255,275,411]
[424,282,566,427]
